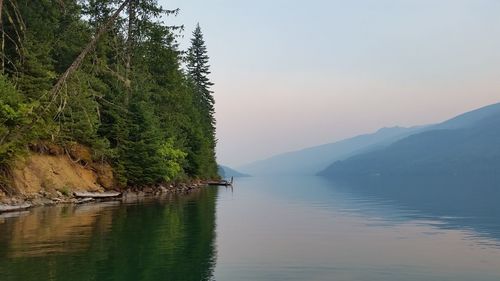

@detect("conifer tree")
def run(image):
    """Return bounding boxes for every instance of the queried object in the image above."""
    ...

[186,24,218,178]
[186,24,215,128]
[0,1,220,189]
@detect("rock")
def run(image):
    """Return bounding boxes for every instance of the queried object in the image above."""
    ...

[31,197,54,206]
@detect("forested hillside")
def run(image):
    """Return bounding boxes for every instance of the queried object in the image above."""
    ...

[320,104,500,178]
[0,0,219,191]
[240,126,424,176]
[218,165,249,178]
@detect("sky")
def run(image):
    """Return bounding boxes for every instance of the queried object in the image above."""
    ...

[161,0,500,167]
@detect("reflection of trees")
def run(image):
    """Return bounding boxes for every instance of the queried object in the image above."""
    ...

[0,187,218,281]
[0,202,118,258]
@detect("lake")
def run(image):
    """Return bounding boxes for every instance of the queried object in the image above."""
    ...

[1,176,500,280]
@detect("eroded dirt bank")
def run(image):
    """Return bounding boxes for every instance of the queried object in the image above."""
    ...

[0,144,206,209]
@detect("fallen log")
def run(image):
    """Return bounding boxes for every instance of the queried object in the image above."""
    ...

[0,203,32,213]
[73,191,121,199]
[76,198,95,204]
[0,210,30,219]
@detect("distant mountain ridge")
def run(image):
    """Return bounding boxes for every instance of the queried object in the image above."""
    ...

[240,102,500,177]
[239,126,424,176]
[218,165,250,178]
[431,102,500,130]
[320,102,500,178]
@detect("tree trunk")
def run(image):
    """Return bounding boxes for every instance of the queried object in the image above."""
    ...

[0,0,4,74]
[124,0,136,106]
[50,0,130,98]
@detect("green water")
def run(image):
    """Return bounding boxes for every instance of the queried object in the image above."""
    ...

[0,190,218,281]
[1,176,500,281]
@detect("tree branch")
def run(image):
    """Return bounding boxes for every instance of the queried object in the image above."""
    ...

[50,0,130,98]
[0,0,4,73]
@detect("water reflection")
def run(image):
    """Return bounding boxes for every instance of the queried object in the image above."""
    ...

[1,176,500,281]
[213,176,500,281]
[0,188,218,281]
[328,175,500,242]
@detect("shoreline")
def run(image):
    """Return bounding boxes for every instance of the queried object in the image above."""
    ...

[0,181,209,213]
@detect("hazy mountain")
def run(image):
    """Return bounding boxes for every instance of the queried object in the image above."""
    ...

[239,126,425,176]
[320,102,500,178]
[432,102,500,130]
[218,165,250,178]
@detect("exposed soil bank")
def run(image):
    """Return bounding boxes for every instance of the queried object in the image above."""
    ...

[0,146,211,212]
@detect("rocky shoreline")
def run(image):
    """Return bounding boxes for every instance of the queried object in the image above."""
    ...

[0,181,208,213]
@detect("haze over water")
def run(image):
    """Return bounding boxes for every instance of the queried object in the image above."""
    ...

[2,176,500,280]
[3,1,500,280]
[165,0,500,166]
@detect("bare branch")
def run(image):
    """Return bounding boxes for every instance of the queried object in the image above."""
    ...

[50,0,130,98]
[0,0,4,73]
[0,0,4,22]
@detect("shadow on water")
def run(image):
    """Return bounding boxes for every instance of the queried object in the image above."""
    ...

[0,187,219,281]
[326,175,500,242]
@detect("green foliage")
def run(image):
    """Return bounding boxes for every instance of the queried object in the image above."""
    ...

[158,139,187,182]
[0,0,219,187]
[56,70,112,159]
[120,97,165,186]
[187,24,216,128]
[57,185,72,197]
[0,75,40,164]
[186,24,219,179]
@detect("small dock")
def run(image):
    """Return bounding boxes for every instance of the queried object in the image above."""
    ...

[206,177,234,186]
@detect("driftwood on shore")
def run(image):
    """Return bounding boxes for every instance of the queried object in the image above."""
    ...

[73,191,122,199]
[76,198,95,204]
[1,182,205,210]
[0,203,32,213]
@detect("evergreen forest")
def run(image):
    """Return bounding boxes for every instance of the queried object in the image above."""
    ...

[0,0,219,188]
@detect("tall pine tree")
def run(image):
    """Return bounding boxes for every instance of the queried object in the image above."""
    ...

[0,1,220,190]
[186,24,218,178]
[187,24,215,127]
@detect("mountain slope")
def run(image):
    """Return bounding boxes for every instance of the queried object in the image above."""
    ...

[320,103,500,178]
[218,165,250,178]
[432,102,500,130]
[239,126,424,176]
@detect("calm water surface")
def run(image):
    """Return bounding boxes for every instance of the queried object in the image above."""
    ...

[1,176,500,280]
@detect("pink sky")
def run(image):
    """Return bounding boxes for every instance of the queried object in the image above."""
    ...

[164,0,500,166]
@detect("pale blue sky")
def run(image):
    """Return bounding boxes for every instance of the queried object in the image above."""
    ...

[161,0,500,167]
